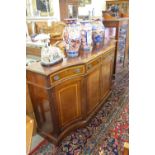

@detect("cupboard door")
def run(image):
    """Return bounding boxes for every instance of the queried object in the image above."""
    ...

[100,53,114,100]
[54,78,82,129]
[87,67,100,114]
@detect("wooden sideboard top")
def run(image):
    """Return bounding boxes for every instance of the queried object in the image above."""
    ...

[26,39,116,76]
[103,17,129,22]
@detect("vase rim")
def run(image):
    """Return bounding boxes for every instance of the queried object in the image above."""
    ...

[80,20,92,23]
[64,18,78,21]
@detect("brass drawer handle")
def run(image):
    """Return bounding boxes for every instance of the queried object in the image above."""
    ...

[74,68,81,73]
[87,64,92,69]
[53,75,60,81]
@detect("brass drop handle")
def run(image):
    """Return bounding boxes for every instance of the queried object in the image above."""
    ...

[53,75,60,81]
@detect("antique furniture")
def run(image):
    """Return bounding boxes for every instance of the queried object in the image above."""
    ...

[26,19,66,45]
[59,0,79,21]
[26,83,37,135]
[124,142,129,155]
[27,39,115,145]
[26,17,57,35]
[106,0,129,16]
[26,46,41,57]
[35,21,66,44]
[26,115,34,154]
[103,17,129,74]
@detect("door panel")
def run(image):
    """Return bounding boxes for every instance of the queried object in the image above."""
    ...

[87,67,100,114]
[55,79,82,128]
[100,55,114,100]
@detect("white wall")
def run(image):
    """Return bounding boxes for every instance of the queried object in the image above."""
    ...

[78,0,106,17]
[52,0,60,20]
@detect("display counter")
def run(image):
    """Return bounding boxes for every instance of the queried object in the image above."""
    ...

[26,39,116,145]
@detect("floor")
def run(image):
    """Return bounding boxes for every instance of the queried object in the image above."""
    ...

[30,134,44,151]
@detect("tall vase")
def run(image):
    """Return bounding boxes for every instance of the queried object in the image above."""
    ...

[63,18,81,57]
[80,20,92,51]
[92,18,105,46]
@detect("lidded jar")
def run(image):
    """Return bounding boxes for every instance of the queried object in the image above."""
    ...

[63,18,81,57]
[80,20,92,51]
[92,18,105,46]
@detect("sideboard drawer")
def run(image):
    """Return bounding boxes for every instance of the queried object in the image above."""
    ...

[50,65,85,84]
[86,57,101,71]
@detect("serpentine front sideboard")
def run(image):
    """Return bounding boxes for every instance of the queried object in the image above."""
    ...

[26,40,115,145]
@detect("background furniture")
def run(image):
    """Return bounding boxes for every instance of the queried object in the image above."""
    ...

[103,18,129,74]
[59,0,79,21]
[26,83,37,135]
[27,40,115,145]
[26,20,66,45]
[26,115,34,154]
[106,0,129,16]
[124,142,129,155]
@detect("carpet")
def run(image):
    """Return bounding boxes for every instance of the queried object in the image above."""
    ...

[29,66,129,155]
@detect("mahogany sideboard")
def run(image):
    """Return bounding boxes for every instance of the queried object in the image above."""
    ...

[26,40,115,145]
[103,18,129,75]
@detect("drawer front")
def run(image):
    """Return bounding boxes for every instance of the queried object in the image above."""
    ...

[50,65,85,84]
[86,57,101,71]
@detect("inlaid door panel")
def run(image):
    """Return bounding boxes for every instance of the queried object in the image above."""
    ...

[87,67,100,114]
[54,78,82,129]
[100,54,114,100]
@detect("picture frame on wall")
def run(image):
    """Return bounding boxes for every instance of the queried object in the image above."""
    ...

[36,0,50,12]
[26,0,54,17]
[79,0,92,7]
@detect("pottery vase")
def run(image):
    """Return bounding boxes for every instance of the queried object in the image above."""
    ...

[63,18,81,57]
[92,18,105,46]
[80,20,92,51]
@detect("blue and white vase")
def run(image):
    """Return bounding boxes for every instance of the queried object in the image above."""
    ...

[92,18,105,46]
[63,18,81,57]
[80,20,92,51]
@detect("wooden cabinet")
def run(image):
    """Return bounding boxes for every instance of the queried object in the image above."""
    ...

[28,84,54,135]
[50,65,85,84]
[27,41,115,145]
[103,18,129,74]
[100,50,114,100]
[26,115,34,154]
[106,0,129,15]
[59,0,79,20]
[54,77,83,130]
[26,83,37,135]
[87,63,100,114]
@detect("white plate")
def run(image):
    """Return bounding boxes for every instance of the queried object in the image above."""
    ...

[40,57,63,66]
